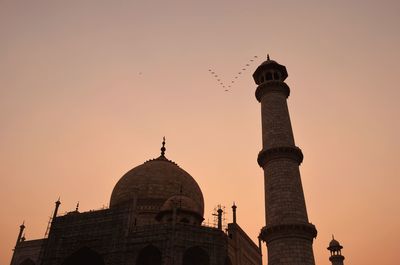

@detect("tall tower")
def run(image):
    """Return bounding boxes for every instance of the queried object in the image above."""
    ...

[327,236,345,265]
[254,56,317,265]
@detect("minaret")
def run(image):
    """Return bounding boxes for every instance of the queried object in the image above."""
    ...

[254,55,317,265]
[327,236,345,265]
[217,207,223,230]
[232,203,237,224]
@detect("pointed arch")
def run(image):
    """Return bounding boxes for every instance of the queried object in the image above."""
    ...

[136,245,162,265]
[61,247,104,265]
[182,246,210,265]
[19,258,35,265]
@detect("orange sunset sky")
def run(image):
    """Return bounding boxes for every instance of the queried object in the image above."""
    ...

[1,1,399,264]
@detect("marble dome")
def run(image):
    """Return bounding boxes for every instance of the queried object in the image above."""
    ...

[110,154,204,217]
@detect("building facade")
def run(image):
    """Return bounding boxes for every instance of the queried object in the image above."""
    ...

[10,141,261,265]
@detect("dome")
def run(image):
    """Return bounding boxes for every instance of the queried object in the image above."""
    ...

[160,195,203,216]
[327,236,343,251]
[259,59,278,66]
[110,155,204,218]
[156,195,204,225]
[253,55,288,84]
[329,239,340,247]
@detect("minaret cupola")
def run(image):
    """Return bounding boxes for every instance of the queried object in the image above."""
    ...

[252,54,288,85]
[327,236,345,265]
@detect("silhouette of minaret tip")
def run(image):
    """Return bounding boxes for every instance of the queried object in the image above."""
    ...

[328,236,345,265]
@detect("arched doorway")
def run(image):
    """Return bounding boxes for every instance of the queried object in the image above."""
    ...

[61,247,105,265]
[19,258,35,265]
[182,246,210,265]
[136,245,162,265]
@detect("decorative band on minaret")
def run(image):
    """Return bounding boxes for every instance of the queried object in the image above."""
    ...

[254,55,317,265]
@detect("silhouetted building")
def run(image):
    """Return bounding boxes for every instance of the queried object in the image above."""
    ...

[10,57,343,265]
[10,139,261,265]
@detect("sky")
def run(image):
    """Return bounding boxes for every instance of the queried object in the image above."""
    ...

[1,0,399,264]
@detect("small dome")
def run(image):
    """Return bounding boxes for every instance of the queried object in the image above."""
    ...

[253,56,288,84]
[160,195,203,216]
[110,155,204,218]
[259,59,279,66]
[327,236,343,251]
[156,195,204,224]
[329,239,340,247]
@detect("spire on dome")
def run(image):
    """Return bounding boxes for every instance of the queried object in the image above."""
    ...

[267,54,270,61]
[161,137,166,156]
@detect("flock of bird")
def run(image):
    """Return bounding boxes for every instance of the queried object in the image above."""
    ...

[208,55,259,92]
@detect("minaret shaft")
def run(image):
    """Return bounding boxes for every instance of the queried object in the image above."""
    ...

[254,59,317,265]
[263,158,308,224]
[260,91,308,224]
[260,93,295,149]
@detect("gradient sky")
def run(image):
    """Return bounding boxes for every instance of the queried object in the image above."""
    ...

[1,1,399,264]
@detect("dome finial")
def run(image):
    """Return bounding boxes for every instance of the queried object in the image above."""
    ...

[161,136,166,156]
[267,54,270,61]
